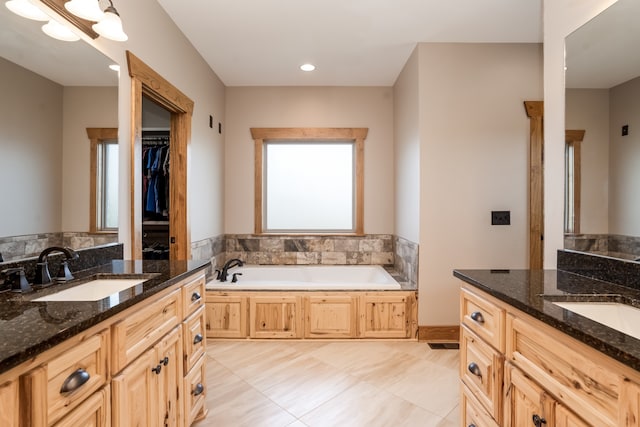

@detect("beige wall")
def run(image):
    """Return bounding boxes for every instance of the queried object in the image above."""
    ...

[416,43,543,325]
[565,88,610,234]
[0,57,62,236]
[81,0,226,255]
[224,86,395,234]
[62,86,118,232]
[543,0,618,267]
[393,48,421,243]
[609,76,640,235]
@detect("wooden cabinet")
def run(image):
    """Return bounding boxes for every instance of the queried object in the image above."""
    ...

[8,269,207,427]
[460,283,640,427]
[250,296,302,338]
[305,295,358,338]
[183,350,207,426]
[205,294,247,338]
[0,379,19,427]
[359,293,414,338]
[112,326,182,427]
[21,329,110,426]
[205,290,417,339]
[461,383,499,427]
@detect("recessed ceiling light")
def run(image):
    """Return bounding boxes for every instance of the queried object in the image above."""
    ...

[300,63,316,72]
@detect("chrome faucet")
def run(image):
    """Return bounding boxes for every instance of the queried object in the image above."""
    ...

[34,247,79,286]
[217,258,244,282]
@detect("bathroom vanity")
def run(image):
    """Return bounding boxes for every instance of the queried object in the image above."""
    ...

[455,254,640,427]
[0,259,208,427]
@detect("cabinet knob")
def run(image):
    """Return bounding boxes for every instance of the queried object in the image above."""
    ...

[160,356,169,366]
[192,383,204,396]
[532,414,547,426]
[191,291,201,302]
[60,368,90,394]
[468,424,477,427]
[470,311,485,324]
[193,333,203,345]
[152,364,162,375]
[467,362,482,378]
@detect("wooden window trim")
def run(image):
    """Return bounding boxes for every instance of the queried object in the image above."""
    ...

[250,127,367,236]
[565,129,585,235]
[88,128,118,233]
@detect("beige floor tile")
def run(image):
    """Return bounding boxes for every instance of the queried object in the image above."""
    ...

[386,358,459,418]
[300,381,446,427]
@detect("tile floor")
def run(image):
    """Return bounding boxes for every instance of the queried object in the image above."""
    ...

[194,340,460,427]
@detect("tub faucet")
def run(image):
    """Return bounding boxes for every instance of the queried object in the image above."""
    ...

[218,258,244,282]
[34,246,79,286]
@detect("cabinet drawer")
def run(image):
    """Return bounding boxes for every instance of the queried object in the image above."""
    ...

[460,325,503,423]
[53,385,110,427]
[183,306,206,374]
[183,274,205,318]
[461,383,499,427]
[507,313,619,426]
[23,329,110,426]
[111,288,181,374]
[184,355,207,426]
[460,287,505,351]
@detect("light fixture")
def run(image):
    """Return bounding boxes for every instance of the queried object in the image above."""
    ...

[64,0,104,22]
[5,0,49,21]
[92,1,128,42]
[300,63,316,72]
[108,64,120,72]
[42,19,80,41]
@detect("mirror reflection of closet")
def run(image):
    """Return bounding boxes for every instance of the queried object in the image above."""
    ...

[142,96,171,259]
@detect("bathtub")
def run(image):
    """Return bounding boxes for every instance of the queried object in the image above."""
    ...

[206,264,401,290]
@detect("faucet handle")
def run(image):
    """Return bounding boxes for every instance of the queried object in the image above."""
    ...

[2,267,32,293]
[56,261,74,282]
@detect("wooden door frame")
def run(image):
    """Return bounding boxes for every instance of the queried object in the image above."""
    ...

[126,51,194,260]
[524,101,544,269]
[565,130,585,234]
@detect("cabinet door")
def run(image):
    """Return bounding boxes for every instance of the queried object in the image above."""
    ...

[504,364,555,427]
[359,294,410,338]
[205,295,247,338]
[249,296,301,338]
[112,347,158,427]
[305,295,358,338]
[0,379,19,427]
[156,326,183,427]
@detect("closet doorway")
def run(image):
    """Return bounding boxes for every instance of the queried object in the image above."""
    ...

[127,51,194,260]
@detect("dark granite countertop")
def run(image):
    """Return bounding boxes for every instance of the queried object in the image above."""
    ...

[0,259,208,375]
[453,268,640,372]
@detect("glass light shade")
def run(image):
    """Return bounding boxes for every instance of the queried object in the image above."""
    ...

[5,0,49,21]
[300,63,316,71]
[42,19,80,41]
[64,0,104,21]
[92,8,127,41]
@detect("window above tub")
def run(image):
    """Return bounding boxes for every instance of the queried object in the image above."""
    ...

[251,128,367,235]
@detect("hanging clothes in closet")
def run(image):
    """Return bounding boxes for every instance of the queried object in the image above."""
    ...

[142,135,170,221]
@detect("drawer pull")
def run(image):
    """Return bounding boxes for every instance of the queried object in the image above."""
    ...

[192,383,204,396]
[161,356,169,366]
[152,364,162,375]
[532,414,547,426]
[467,362,482,378]
[60,368,90,394]
[191,291,201,302]
[470,311,485,324]
[193,333,203,345]
[468,425,477,427]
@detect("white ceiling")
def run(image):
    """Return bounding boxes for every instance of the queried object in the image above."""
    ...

[157,0,543,87]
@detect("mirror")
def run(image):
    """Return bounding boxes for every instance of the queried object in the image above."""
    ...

[0,4,119,262]
[564,0,640,260]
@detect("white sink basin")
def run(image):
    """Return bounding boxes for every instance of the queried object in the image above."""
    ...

[33,279,146,302]
[554,301,640,340]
